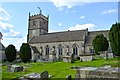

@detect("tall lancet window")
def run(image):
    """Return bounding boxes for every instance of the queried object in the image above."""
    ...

[52,46,56,55]
[40,47,43,55]
[72,44,78,55]
[58,44,63,55]
[45,45,49,55]
[66,46,69,55]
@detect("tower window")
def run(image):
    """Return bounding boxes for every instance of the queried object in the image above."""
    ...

[33,21,36,26]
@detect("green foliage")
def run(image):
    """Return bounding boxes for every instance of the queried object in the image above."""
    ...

[5,44,16,62]
[92,34,109,54]
[19,43,31,63]
[109,23,120,56]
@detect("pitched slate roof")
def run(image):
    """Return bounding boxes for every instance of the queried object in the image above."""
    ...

[29,29,87,43]
[85,30,109,46]
[31,46,39,53]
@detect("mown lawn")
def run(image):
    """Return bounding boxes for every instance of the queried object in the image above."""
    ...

[1,57,120,79]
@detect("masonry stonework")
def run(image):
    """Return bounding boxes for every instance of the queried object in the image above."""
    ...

[27,12,111,61]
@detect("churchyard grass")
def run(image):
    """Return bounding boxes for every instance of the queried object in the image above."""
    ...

[2,57,120,79]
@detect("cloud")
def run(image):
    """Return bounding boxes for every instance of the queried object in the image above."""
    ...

[3,29,23,38]
[69,23,96,31]
[80,16,85,19]
[0,21,13,30]
[17,36,27,44]
[101,9,117,14]
[50,0,119,10]
[0,21,22,38]
[0,8,23,39]
[2,36,27,50]
[58,23,62,26]
[50,0,87,10]
[0,8,10,21]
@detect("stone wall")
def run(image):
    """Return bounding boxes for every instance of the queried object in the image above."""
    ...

[30,41,84,60]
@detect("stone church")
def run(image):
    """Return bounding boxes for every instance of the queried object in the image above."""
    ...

[27,11,111,61]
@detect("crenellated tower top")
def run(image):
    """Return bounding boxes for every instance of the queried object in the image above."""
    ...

[27,8,49,42]
[29,13,49,21]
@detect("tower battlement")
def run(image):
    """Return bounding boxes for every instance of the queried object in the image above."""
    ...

[29,13,49,21]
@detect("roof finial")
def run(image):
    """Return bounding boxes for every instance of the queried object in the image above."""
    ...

[29,12,30,17]
[38,7,42,14]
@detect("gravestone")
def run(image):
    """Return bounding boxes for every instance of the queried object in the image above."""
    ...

[108,53,114,58]
[75,67,120,79]
[7,65,23,72]
[22,73,40,80]
[49,54,56,62]
[63,56,71,62]
[71,53,74,63]
[99,51,113,59]
[40,71,48,80]
[80,54,93,62]
[66,75,72,80]
[7,64,11,72]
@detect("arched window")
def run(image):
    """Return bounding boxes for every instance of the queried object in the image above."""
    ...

[40,47,43,53]
[45,45,49,55]
[58,44,63,55]
[40,47,43,56]
[72,44,78,55]
[52,46,56,55]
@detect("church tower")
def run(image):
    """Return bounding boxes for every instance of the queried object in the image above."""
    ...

[27,10,49,42]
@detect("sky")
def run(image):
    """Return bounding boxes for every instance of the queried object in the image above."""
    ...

[0,0,119,50]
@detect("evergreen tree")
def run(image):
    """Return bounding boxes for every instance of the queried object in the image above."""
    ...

[109,23,120,56]
[5,44,16,62]
[92,34,109,54]
[19,43,31,63]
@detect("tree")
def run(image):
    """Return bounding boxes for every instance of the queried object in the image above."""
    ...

[92,34,109,54]
[19,43,31,63]
[109,23,120,56]
[5,44,16,62]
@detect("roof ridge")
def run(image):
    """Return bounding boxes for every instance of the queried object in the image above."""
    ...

[48,28,87,34]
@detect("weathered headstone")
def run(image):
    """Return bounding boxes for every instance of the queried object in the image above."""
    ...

[63,56,71,62]
[66,75,72,80]
[80,54,93,62]
[23,73,40,80]
[7,65,23,72]
[49,54,56,62]
[75,67,120,79]
[40,71,48,80]
[99,51,113,59]
[71,53,74,63]
[7,64,11,72]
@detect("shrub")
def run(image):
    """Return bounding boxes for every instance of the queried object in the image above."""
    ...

[5,44,16,62]
[19,43,31,63]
